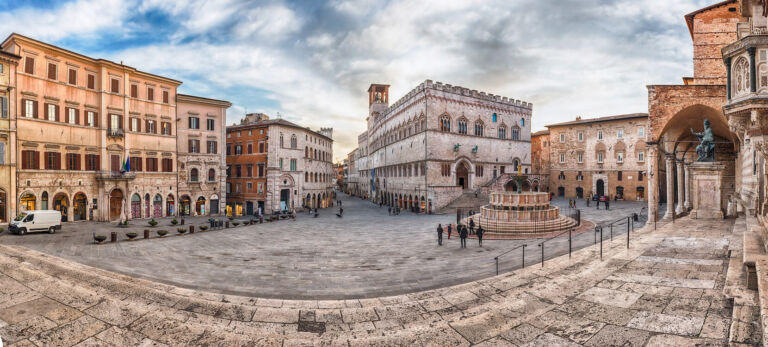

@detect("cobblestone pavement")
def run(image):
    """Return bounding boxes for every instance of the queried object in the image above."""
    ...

[0,215,740,345]
[0,193,652,299]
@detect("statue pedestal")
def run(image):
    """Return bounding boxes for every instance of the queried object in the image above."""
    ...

[689,162,725,219]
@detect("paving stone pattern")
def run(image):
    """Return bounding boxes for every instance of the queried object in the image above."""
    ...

[0,213,741,346]
[0,194,649,299]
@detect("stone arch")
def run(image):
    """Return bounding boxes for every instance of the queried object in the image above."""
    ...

[453,157,474,190]
[19,191,36,211]
[73,192,87,221]
[153,194,163,218]
[130,193,142,219]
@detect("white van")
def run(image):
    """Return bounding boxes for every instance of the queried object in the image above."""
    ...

[10,210,62,235]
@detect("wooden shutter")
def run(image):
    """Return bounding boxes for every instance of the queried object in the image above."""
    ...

[68,69,76,85]
[188,140,193,153]
[75,109,80,125]
[93,112,99,127]
[21,99,26,118]
[163,90,169,103]
[153,121,157,134]
[45,152,50,170]
[147,88,154,101]
[77,154,82,170]
[95,155,100,171]
[111,79,119,93]
[24,57,33,74]
[118,115,123,129]
[33,101,38,119]
[34,151,39,169]
[48,63,56,80]
[56,152,61,170]
[214,141,218,154]
[131,84,138,98]
[87,74,95,89]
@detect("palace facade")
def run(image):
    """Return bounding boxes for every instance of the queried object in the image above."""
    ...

[349,81,532,212]
[225,113,334,215]
[0,49,19,223]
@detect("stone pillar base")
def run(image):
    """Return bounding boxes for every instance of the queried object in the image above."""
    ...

[689,161,725,220]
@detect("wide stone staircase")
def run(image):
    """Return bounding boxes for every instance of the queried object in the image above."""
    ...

[435,191,488,214]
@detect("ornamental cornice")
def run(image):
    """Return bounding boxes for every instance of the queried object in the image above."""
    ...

[722,35,768,58]
[728,114,750,136]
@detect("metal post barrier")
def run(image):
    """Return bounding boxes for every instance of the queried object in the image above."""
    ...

[610,223,613,241]
[627,216,630,249]
[594,227,598,245]
[495,257,499,275]
[522,244,527,268]
[600,226,603,261]
[539,242,544,268]
[568,227,572,259]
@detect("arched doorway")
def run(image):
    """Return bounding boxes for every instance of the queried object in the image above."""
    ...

[130,194,141,219]
[210,194,219,215]
[0,190,6,223]
[109,189,123,221]
[557,187,565,197]
[522,181,531,192]
[505,180,518,192]
[576,187,584,199]
[596,179,605,197]
[456,162,469,190]
[41,191,48,210]
[280,189,291,211]
[19,192,35,211]
[180,195,191,216]
[166,194,175,216]
[53,193,69,222]
[73,193,87,221]
[305,193,310,208]
[533,182,539,192]
[195,197,206,215]
[153,194,162,218]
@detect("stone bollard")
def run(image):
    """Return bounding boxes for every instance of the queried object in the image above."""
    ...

[225,221,230,228]
[111,232,117,243]
[144,229,150,239]
[189,225,195,233]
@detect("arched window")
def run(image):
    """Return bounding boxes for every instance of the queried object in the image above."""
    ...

[474,121,484,136]
[512,126,520,140]
[498,125,507,139]
[458,118,468,135]
[492,113,497,122]
[305,172,308,182]
[208,168,215,181]
[440,115,451,132]
[735,57,750,96]
[290,135,297,149]
[513,159,519,172]
[521,118,525,127]
[190,168,199,182]
[279,133,284,147]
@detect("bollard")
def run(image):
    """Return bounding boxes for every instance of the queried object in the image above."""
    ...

[627,216,631,249]
[594,227,598,245]
[110,232,116,243]
[568,228,572,259]
[522,244,527,268]
[495,257,499,275]
[600,227,603,261]
[225,221,229,228]
[181,218,185,225]
[610,223,613,241]
[189,225,194,234]
[144,229,149,239]
[539,243,544,268]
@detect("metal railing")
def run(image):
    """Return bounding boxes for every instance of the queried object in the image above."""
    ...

[492,209,648,275]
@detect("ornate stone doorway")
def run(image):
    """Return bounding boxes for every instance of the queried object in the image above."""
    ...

[596,179,605,197]
[456,162,469,190]
[109,189,123,221]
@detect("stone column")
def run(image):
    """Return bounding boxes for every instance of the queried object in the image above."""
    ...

[676,161,685,214]
[684,164,691,209]
[647,145,659,223]
[749,47,757,93]
[665,155,675,219]
[725,57,732,100]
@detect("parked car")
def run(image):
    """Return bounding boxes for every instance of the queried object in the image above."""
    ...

[592,194,600,201]
[9,210,62,235]
[599,195,608,202]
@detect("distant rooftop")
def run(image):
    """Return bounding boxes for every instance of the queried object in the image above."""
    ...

[545,113,648,128]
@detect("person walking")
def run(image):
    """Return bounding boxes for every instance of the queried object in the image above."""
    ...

[388,206,392,215]
[586,197,590,207]
[476,226,484,247]
[447,224,452,239]
[459,225,468,248]
[605,200,610,210]
[469,218,475,235]
[596,198,600,210]
[437,224,443,246]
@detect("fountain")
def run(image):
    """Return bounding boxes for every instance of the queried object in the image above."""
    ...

[469,191,577,235]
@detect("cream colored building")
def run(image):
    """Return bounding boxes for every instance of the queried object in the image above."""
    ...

[176,94,231,216]
[2,33,181,222]
[351,81,532,212]
[0,50,20,224]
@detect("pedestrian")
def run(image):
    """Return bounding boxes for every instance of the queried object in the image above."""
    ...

[447,224,452,239]
[388,206,392,215]
[459,225,468,248]
[596,198,600,210]
[469,218,475,235]
[291,208,296,220]
[605,200,610,210]
[586,197,590,207]
[437,224,443,246]
[476,226,484,247]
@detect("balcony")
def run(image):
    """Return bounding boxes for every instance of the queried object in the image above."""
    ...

[107,128,124,138]
[96,170,136,180]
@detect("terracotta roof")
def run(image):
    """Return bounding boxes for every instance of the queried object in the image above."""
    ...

[531,130,550,136]
[0,50,20,60]
[545,113,648,128]
[177,93,232,107]
[684,0,738,39]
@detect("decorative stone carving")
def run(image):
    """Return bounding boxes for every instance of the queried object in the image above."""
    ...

[689,162,726,219]
[728,114,749,137]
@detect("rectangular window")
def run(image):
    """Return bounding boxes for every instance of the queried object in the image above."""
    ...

[161,122,171,135]
[258,142,265,153]
[279,158,283,169]
[130,157,143,172]
[86,111,96,127]
[558,171,565,180]
[146,119,156,133]
[131,118,139,132]
[111,78,119,93]
[45,152,61,170]
[577,153,583,163]
[560,153,565,163]
[500,166,505,174]
[130,84,138,98]
[235,165,242,177]
[247,182,252,191]
[638,151,645,162]
[110,114,122,130]
[68,69,77,85]
[618,171,623,181]
[0,97,7,118]
[258,182,264,194]
[559,133,565,143]
[189,117,199,129]
[207,141,217,154]
[145,158,158,172]
[163,90,169,103]
[617,151,624,163]
[85,154,99,171]
[147,87,154,101]
[477,165,483,177]
[66,153,80,170]
[246,165,253,177]
[258,163,264,177]
[226,144,231,156]
[47,104,57,121]
[226,183,231,193]
[638,171,644,181]
[24,100,36,118]
[578,132,583,142]
[87,74,95,89]
[47,63,57,80]
[235,145,242,155]
[598,130,603,140]
[290,159,297,171]
[598,152,604,163]
[67,107,77,124]
[617,129,623,138]
[207,119,215,131]
[162,158,173,172]
[638,127,644,137]
[247,143,252,154]
[22,150,39,169]
[24,57,34,74]
[189,139,200,153]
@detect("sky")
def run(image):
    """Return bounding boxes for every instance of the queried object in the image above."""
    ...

[0,0,719,162]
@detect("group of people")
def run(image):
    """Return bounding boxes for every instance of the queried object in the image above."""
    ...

[436,217,484,248]
[388,206,403,215]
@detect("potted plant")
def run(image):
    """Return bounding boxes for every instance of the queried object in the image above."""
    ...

[148,218,158,227]
[199,225,209,232]
[94,235,107,243]
[232,222,240,227]
[157,230,168,237]
[117,220,129,228]
[171,218,178,226]
[177,228,187,235]
[125,232,138,240]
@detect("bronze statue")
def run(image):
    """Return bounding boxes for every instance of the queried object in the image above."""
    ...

[691,119,715,162]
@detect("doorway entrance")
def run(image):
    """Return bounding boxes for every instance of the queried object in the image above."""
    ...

[195,197,206,215]
[456,162,469,190]
[280,189,290,211]
[166,194,175,216]
[557,187,565,197]
[576,187,584,199]
[596,179,605,196]
[73,193,87,221]
[246,201,254,215]
[53,193,69,222]
[180,196,191,216]
[109,189,123,221]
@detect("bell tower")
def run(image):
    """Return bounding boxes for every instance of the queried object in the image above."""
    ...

[367,84,390,128]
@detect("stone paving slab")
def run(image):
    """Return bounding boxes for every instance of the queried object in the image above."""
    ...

[0,215,740,346]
